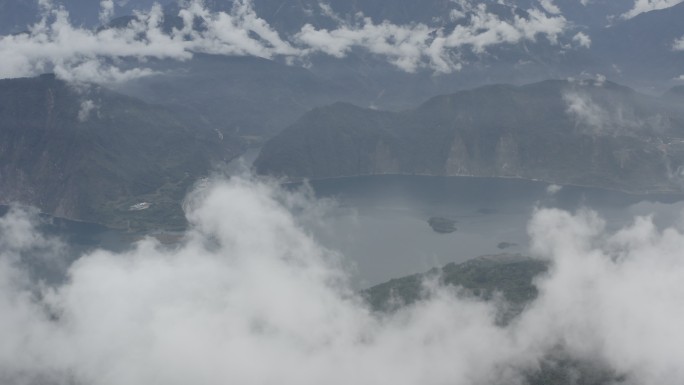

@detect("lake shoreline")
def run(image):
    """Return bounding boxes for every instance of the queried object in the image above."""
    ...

[281,172,684,199]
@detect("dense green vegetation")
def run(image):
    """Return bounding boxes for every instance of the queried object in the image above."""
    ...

[364,253,546,314]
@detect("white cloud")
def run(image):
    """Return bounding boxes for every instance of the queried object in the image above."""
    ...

[175,0,300,58]
[546,184,563,195]
[0,206,63,256]
[572,31,591,48]
[673,36,684,50]
[99,0,115,24]
[539,0,561,15]
[1,176,684,384]
[0,0,574,82]
[621,0,684,19]
[77,99,97,122]
[0,177,523,385]
[295,20,438,73]
[525,208,684,384]
[563,87,668,136]
[0,0,296,83]
[444,7,567,52]
[563,91,613,133]
[298,4,568,73]
[2,176,684,384]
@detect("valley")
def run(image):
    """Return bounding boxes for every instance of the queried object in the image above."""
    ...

[1,1,684,384]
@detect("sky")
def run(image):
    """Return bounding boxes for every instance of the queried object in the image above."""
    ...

[1,0,681,84]
[0,0,645,83]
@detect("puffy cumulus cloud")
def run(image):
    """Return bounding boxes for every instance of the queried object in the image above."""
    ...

[621,0,684,19]
[0,206,68,288]
[0,177,527,385]
[0,206,64,258]
[99,0,115,23]
[572,31,591,48]
[538,0,561,15]
[674,36,684,50]
[2,175,684,384]
[525,208,684,384]
[298,4,568,73]
[0,0,573,82]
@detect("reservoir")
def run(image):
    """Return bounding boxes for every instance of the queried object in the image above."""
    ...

[3,175,683,288]
[297,175,684,287]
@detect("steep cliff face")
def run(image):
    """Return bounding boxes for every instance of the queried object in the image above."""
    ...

[0,74,240,229]
[255,80,684,193]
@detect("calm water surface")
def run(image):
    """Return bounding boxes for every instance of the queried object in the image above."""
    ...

[3,173,683,288]
[298,175,684,287]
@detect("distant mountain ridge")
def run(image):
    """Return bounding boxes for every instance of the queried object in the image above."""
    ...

[255,79,684,194]
[0,74,240,229]
[115,1,684,136]
[113,54,359,138]
[4,0,683,139]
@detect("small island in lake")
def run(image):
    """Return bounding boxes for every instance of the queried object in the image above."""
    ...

[497,242,518,250]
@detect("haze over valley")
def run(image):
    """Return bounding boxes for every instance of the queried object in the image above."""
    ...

[2,1,684,384]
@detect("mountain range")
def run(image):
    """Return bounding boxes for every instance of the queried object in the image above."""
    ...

[0,74,240,229]
[3,0,684,141]
[255,79,684,194]
[120,0,684,139]
[2,0,684,223]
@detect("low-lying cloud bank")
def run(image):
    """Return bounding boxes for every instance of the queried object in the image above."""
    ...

[1,176,684,385]
[0,0,576,83]
[562,87,669,136]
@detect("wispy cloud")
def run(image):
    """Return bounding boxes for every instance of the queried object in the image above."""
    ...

[0,0,297,83]
[0,0,574,83]
[621,0,684,19]
[77,99,98,122]
[563,84,669,136]
[297,4,568,73]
